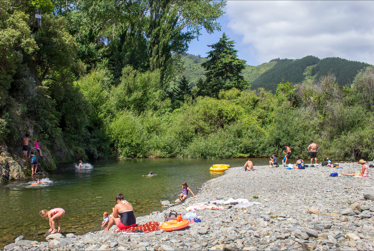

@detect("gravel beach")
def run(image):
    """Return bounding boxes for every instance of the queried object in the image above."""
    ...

[4,163,374,251]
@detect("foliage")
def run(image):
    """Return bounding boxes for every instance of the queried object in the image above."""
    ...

[200,33,248,97]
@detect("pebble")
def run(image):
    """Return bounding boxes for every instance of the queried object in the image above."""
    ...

[4,163,374,251]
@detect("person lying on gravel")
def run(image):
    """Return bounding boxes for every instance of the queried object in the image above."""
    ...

[244,158,254,171]
[103,193,136,232]
[293,157,305,169]
[342,159,369,177]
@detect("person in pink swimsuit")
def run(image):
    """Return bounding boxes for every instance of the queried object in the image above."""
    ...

[342,159,369,177]
[34,140,43,157]
[39,208,65,234]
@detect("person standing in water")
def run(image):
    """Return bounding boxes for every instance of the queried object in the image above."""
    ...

[39,208,65,234]
[283,145,292,165]
[22,134,30,160]
[244,158,254,171]
[307,140,319,165]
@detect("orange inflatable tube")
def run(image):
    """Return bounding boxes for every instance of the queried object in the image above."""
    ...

[160,219,189,231]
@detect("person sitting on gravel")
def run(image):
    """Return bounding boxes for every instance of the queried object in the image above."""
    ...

[342,159,369,177]
[293,157,305,169]
[269,154,279,167]
[244,158,254,171]
[178,182,196,201]
[104,193,136,232]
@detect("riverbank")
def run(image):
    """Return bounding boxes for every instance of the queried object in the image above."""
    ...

[4,163,374,250]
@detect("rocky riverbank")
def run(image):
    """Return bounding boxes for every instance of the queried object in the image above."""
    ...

[4,163,374,250]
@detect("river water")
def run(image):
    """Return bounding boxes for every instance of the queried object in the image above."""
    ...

[0,158,271,248]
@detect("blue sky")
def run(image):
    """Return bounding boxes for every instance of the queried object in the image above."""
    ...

[187,1,374,66]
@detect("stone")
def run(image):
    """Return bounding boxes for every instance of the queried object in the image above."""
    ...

[4,243,15,250]
[14,235,24,243]
[307,207,319,215]
[350,202,361,211]
[359,211,372,218]
[364,193,374,201]
[15,240,33,246]
[159,244,174,251]
[305,229,319,238]
[66,233,75,238]
[341,208,353,215]
[197,227,209,234]
[48,239,60,248]
[109,241,118,248]
[345,233,360,241]
[59,239,71,247]
[83,235,96,244]
[318,233,336,239]
[86,244,98,250]
[46,233,64,240]
[360,205,370,211]
[99,245,109,250]
[294,230,309,240]
[301,242,316,251]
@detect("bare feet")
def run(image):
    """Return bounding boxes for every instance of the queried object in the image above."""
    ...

[102,229,108,232]
[50,230,57,234]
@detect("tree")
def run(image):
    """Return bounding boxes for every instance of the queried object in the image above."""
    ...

[172,76,191,103]
[201,33,248,97]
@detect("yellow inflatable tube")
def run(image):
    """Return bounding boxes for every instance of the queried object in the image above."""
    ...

[209,164,230,172]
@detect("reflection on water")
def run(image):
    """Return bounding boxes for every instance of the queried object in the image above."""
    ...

[0,158,271,248]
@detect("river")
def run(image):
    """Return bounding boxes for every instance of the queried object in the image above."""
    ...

[0,158,272,248]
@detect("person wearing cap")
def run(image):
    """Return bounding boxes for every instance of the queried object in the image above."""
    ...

[342,159,369,177]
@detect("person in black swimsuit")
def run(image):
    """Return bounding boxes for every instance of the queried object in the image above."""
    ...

[103,193,136,232]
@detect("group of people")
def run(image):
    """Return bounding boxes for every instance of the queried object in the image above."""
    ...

[22,134,43,177]
[40,182,196,234]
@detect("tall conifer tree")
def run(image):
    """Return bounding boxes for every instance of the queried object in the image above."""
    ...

[201,33,248,97]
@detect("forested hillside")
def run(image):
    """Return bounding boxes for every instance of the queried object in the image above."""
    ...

[181,54,371,92]
[1,0,374,177]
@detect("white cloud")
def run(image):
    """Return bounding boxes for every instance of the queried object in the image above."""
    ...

[226,1,374,64]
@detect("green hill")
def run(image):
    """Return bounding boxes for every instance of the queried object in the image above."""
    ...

[180,54,371,92]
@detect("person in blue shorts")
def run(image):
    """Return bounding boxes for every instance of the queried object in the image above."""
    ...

[28,151,38,177]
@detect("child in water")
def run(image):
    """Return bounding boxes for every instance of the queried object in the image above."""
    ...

[78,160,82,168]
[178,182,196,202]
[142,171,156,177]
[39,208,65,234]
[101,212,109,227]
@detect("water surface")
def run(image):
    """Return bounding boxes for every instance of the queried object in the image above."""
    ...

[0,158,271,248]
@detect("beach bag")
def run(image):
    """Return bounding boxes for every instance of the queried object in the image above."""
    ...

[164,210,179,221]
[369,164,374,168]
[322,162,328,166]
[330,172,338,177]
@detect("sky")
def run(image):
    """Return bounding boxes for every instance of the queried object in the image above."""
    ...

[187,1,374,66]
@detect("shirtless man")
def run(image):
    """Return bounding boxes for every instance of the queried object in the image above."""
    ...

[22,134,30,160]
[283,144,292,165]
[307,140,319,165]
[244,158,253,171]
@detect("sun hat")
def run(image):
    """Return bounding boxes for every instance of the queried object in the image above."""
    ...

[358,159,366,164]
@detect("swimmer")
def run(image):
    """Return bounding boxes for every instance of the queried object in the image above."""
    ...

[39,208,65,234]
[30,180,41,186]
[78,160,82,168]
[142,171,157,177]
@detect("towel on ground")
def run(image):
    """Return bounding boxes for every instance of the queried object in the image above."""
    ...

[115,221,160,233]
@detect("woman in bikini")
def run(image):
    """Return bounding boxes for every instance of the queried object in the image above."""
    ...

[103,193,136,232]
[39,208,65,234]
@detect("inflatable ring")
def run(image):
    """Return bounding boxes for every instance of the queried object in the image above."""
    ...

[209,164,230,172]
[160,219,189,231]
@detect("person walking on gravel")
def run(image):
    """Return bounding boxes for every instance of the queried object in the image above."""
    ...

[307,140,319,165]
[283,145,292,165]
